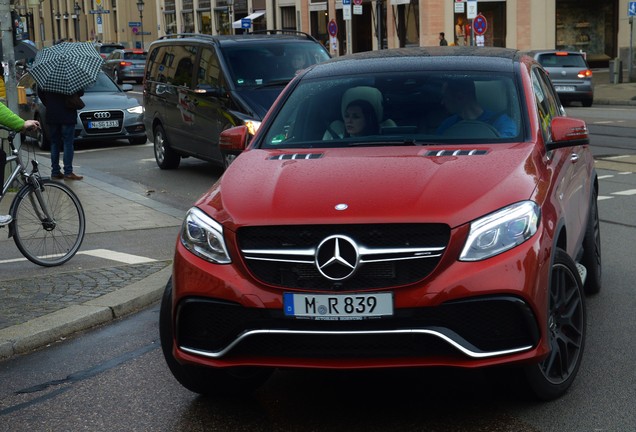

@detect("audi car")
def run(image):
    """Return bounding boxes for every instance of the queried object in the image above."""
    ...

[17,71,146,149]
[161,47,601,401]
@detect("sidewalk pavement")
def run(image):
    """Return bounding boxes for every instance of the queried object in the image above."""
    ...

[0,159,184,360]
[1,69,636,362]
[591,69,636,106]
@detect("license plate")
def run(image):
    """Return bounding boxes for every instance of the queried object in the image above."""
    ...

[283,292,393,320]
[555,85,576,92]
[88,120,119,129]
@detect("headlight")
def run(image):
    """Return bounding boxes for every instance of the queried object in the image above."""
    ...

[127,105,144,114]
[244,120,261,135]
[459,201,540,261]
[180,208,231,264]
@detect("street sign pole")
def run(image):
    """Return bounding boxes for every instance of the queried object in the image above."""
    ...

[343,0,352,55]
[630,16,633,82]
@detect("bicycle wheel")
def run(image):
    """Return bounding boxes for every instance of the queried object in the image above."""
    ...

[10,179,86,266]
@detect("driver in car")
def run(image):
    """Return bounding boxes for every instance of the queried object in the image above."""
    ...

[437,79,518,137]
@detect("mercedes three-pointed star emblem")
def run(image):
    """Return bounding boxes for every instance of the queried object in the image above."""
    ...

[315,235,360,281]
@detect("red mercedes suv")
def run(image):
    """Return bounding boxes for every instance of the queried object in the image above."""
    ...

[160,47,601,401]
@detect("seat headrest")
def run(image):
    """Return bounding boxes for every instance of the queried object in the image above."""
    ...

[341,86,384,121]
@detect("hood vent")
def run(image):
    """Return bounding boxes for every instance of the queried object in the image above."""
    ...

[425,149,488,157]
[269,153,324,160]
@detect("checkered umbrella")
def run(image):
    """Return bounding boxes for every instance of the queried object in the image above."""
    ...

[29,42,104,95]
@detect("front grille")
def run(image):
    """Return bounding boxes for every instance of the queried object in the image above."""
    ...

[237,224,450,290]
[79,110,125,134]
[176,296,539,360]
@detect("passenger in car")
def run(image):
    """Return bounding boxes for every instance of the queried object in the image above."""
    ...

[343,100,380,137]
[437,79,518,137]
[323,86,395,139]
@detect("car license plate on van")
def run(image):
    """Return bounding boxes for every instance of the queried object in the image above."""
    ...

[283,292,393,319]
[555,85,576,92]
[88,120,119,129]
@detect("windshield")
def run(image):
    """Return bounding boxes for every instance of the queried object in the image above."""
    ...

[260,71,524,148]
[221,42,330,88]
[84,73,120,93]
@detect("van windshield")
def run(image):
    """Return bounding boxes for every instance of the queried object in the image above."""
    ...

[221,43,330,88]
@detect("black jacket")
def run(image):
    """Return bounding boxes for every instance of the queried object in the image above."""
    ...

[38,89,84,125]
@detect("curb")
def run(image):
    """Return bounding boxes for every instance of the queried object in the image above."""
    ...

[0,265,171,360]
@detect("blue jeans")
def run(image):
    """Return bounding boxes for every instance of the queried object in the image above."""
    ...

[49,123,75,176]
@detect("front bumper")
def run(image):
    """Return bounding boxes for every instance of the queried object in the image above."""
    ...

[170,224,552,370]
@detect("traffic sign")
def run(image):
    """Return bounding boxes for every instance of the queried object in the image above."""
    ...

[629,2,636,16]
[129,21,142,27]
[328,19,338,37]
[354,0,362,5]
[241,18,252,29]
[473,14,487,35]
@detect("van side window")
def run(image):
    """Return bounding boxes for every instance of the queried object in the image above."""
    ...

[199,48,222,88]
[167,45,197,88]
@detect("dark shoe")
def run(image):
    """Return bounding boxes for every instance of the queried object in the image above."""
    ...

[0,214,12,226]
[51,173,64,180]
[64,173,84,181]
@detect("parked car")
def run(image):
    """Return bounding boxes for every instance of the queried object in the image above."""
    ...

[529,50,594,107]
[96,42,125,59]
[160,47,601,401]
[17,71,146,149]
[143,31,331,170]
[102,48,147,84]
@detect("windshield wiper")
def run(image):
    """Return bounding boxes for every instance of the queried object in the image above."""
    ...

[347,139,438,147]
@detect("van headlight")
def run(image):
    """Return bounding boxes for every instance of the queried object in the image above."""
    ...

[244,120,261,135]
[180,208,231,264]
[459,201,540,261]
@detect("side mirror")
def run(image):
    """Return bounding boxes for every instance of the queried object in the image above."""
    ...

[546,117,589,151]
[219,125,250,153]
[194,83,224,97]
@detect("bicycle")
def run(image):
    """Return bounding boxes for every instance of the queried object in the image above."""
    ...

[0,125,85,266]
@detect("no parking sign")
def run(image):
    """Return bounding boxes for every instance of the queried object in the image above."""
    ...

[473,14,487,36]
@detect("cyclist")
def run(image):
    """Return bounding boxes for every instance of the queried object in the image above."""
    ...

[0,103,40,226]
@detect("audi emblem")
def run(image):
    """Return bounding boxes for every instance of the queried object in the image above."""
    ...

[93,112,111,119]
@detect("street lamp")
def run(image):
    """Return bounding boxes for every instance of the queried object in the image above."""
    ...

[73,2,81,41]
[136,0,145,49]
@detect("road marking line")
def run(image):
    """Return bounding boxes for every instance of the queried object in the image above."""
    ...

[78,249,157,263]
[0,249,157,265]
[611,189,636,196]
[598,196,614,201]
[618,172,633,175]
[598,175,614,179]
[606,155,631,160]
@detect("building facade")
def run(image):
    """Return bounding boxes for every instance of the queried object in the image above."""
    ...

[10,0,636,66]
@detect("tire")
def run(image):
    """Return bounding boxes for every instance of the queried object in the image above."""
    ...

[581,190,602,295]
[114,69,121,84]
[10,179,85,267]
[582,98,593,108]
[159,278,272,396]
[153,124,180,169]
[523,248,586,401]
[129,136,147,145]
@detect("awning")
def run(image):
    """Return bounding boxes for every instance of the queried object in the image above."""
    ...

[232,11,266,29]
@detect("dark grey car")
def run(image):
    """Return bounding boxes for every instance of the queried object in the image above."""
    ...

[102,48,147,84]
[17,71,146,149]
[529,50,594,107]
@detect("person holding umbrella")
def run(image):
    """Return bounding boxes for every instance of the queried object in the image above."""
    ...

[38,88,84,180]
[29,42,104,181]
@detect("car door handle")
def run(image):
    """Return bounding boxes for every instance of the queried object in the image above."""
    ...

[570,153,579,163]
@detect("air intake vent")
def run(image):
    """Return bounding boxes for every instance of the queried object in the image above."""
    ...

[269,153,323,160]
[425,149,488,157]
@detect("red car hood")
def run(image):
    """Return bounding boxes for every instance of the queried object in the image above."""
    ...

[198,145,541,230]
